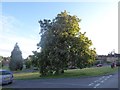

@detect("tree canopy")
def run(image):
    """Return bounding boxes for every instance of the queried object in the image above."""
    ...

[9,43,23,71]
[36,10,96,76]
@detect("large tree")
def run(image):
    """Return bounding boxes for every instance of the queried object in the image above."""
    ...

[9,43,23,71]
[37,10,96,76]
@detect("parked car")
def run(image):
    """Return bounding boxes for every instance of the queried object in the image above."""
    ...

[0,69,14,85]
[68,66,77,69]
[96,64,103,67]
[33,67,38,70]
[116,62,120,66]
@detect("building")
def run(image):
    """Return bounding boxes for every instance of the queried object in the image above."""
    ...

[96,53,120,63]
[106,53,120,62]
[96,55,107,63]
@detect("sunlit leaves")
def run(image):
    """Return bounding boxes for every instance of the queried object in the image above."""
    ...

[36,10,96,76]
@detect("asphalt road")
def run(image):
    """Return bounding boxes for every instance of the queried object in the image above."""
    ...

[2,72,118,88]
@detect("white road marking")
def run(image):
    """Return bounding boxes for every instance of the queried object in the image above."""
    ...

[100,80,104,83]
[93,83,100,88]
[109,75,112,77]
[88,83,94,86]
[106,76,110,79]
[94,80,99,83]
[88,75,113,88]
[104,78,108,81]
[102,76,105,78]
[99,78,102,80]
[95,83,100,87]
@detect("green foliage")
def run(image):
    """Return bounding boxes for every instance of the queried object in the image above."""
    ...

[31,51,40,67]
[0,56,3,68]
[25,59,31,69]
[9,43,23,71]
[37,10,96,76]
[0,56,3,61]
[24,52,40,69]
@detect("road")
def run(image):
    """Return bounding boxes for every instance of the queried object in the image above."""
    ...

[2,72,118,88]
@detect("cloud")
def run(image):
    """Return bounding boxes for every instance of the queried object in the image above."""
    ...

[1,15,21,33]
[0,15,39,58]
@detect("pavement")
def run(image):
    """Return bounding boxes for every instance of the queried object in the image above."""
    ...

[2,72,119,89]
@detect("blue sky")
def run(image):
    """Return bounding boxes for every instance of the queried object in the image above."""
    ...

[0,2,118,58]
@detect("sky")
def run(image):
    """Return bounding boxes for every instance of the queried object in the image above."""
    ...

[0,1,118,59]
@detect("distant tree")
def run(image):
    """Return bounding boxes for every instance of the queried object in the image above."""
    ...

[9,43,23,71]
[24,59,30,69]
[0,56,3,68]
[37,10,96,76]
[0,56,3,62]
[24,52,40,69]
[31,51,40,67]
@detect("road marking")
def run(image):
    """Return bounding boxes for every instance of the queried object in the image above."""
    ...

[89,75,113,88]
[88,83,94,86]
[100,80,104,83]
[104,78,108,81]
[94,80,99,83]
[102,76,105,78]
[106,76,110,79]
[109,75,112,77]
[93,83,100,88]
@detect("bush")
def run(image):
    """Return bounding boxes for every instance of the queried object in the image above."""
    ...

[25,60,31,69]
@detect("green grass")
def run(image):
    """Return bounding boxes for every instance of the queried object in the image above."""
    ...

[14,72,40,80]
[13,66,118,80]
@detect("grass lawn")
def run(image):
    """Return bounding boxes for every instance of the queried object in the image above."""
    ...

[14,66,118,80]
[14,72,40,80]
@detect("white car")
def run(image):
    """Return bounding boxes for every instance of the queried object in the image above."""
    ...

[96,64,103,67]
[0,69,14,85]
